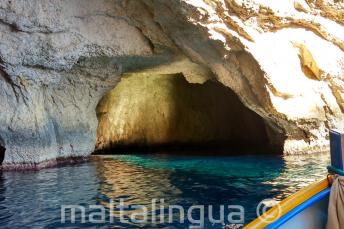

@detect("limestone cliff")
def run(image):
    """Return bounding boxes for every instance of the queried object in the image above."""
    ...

[0,0,343,166]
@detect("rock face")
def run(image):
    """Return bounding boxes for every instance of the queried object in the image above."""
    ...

[0,0,154,165]
[145,0,344,154]
[0,0,343,165]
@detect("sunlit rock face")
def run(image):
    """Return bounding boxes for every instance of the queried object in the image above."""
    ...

[96,73,281,153]
[0,0,343,165]
[0,0,155,165]
[141,0,344,154]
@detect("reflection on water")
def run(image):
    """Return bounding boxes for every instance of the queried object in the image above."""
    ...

[0,153,330,228]
[264,153,330,200]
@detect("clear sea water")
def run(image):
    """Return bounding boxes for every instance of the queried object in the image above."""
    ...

[0,153,330,228]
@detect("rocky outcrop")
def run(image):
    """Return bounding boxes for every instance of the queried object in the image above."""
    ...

[0,0,343,165]
[142,0,344,154]
[0,0,155,165]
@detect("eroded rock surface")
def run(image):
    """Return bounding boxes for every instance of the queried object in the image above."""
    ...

[0,0,343,165]
[0,0,155,165]
[143,0,344,154]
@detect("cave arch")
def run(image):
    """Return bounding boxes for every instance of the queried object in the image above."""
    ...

[95,73,285,154]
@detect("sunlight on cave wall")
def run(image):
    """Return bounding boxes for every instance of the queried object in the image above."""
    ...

[95,73,284,153]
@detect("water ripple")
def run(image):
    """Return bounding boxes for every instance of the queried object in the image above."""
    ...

[0,153,330,228]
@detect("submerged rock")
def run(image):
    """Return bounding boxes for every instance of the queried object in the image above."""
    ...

[0,0,343,165]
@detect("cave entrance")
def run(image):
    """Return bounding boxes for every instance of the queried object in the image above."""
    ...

[0,145,5,165]
[95,73,284,154]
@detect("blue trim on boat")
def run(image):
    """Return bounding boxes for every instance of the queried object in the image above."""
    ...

[327,165,344,176]
[264,188,331,229]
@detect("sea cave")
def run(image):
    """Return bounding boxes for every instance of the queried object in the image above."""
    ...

[0,0,343,228]
[95,73,284,154]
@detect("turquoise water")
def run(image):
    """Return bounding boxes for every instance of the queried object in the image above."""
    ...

[0,153,330,228]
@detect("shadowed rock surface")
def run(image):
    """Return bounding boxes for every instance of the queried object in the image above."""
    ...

[96,73,283,153]
[0,146,4,164]
[0,0,343,165]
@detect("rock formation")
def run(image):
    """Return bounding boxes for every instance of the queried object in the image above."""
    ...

[96,73,279,153]
[0,0,343,166]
